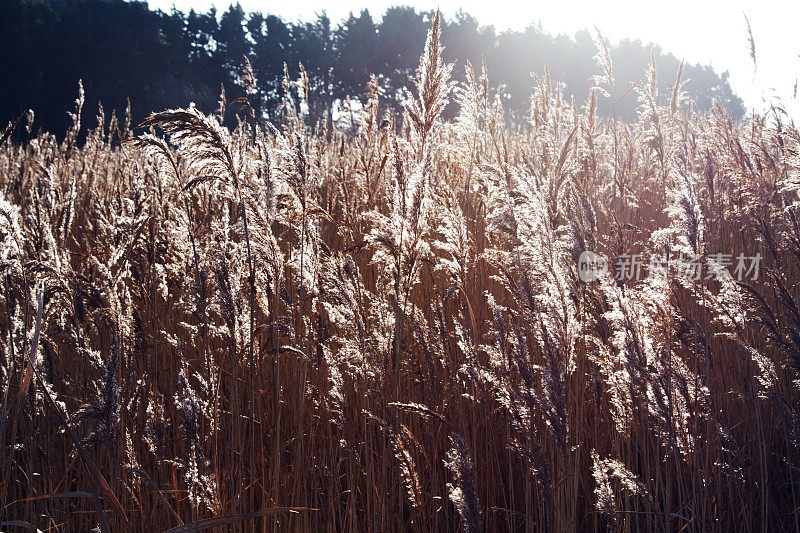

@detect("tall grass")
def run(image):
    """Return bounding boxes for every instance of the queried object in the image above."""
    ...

[1,16,799,531]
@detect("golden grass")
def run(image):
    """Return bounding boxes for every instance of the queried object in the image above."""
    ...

[1,16,799,532]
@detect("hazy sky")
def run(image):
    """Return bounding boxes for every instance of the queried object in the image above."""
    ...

[148,0,800,119]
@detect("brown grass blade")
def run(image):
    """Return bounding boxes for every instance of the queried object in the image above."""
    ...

[163,508,316,533]
[5,491,94,507]
[18,281,44,399]
[0,520,37,530]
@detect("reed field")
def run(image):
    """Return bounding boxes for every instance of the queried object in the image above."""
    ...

[1,14,799,532]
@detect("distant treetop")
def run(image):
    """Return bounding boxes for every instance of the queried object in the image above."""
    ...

[0,0,745,135]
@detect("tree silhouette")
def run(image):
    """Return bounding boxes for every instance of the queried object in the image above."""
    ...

[0,0,746,137]
[335,10,380,99]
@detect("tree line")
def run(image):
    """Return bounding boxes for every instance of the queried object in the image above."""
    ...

[1,0,745,136]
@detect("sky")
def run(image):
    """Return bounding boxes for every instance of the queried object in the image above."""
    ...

[148,0,800,119]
